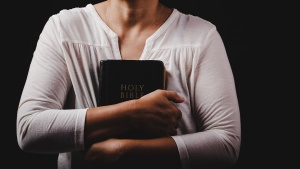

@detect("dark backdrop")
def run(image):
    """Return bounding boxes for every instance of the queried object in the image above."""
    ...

[5,0,290,168]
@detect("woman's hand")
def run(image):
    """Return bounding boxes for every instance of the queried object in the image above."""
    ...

[84,89,184,146]
[128,89,184,138]
[84,138,124,168]
[84,137,181,169]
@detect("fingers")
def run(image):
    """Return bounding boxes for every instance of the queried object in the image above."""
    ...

[166,119,179,136]
[130,89,183,137]
[164,90,185,103]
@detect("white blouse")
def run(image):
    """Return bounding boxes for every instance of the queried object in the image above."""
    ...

[17,4,241,169]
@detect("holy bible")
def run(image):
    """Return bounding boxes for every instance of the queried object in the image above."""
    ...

[98,59,166,106]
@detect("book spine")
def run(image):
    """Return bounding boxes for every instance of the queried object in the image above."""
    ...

[98,61,106,106]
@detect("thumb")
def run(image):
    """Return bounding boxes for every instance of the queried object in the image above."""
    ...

[164,91,185,103]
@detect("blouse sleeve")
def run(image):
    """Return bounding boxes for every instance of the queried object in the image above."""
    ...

[16,16,87,153]
[172,27,241,169]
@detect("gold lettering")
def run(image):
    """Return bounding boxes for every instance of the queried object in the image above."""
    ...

[120,84,126,91]
[128,85,134,91]
[130,92,134,98]
[119,92,144,99]
[139,85,144,91]
[120,84,145,91]
[120,84,145,99]
[120,92,124,98]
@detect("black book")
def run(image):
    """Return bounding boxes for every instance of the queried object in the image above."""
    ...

[98,59,166,106]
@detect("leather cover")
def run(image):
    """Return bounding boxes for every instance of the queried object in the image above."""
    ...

[98,59,166,106]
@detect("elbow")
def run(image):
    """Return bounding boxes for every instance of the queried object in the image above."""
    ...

[16,115,38,153]
[213,129,241,168]
[224,133,241,167]
[213,136,241,169]
[16,124,33,153]
[17,137,30,153]
[17,125,44,153]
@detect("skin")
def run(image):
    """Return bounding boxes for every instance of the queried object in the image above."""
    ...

[93,0,173,60]
[83,1,184,168]
[84,90,184,168]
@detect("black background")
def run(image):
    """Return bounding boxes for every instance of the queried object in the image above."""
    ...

[5,0,294,168]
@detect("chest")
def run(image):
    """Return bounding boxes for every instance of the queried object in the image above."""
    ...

[119,39,145,60]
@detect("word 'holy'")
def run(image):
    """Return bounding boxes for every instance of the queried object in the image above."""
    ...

[120,84,145,99]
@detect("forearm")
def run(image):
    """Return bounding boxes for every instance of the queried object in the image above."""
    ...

[84,90,184,147]
[84,137,181,169]
[84,100,136,147]
[120,137,181,169]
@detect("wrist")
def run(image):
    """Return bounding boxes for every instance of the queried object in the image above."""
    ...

[118,139,135,162]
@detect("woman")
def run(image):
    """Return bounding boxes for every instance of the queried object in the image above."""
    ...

[16,0,241,169]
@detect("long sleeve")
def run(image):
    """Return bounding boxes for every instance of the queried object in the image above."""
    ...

[16,16,88,153]
[171,26,241,169]
[16,5,241,168]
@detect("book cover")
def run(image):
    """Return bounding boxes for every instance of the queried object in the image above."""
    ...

[98,59,166,106]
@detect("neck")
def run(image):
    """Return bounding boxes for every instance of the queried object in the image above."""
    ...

[93,0,172,60]
[104,0,164,28]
